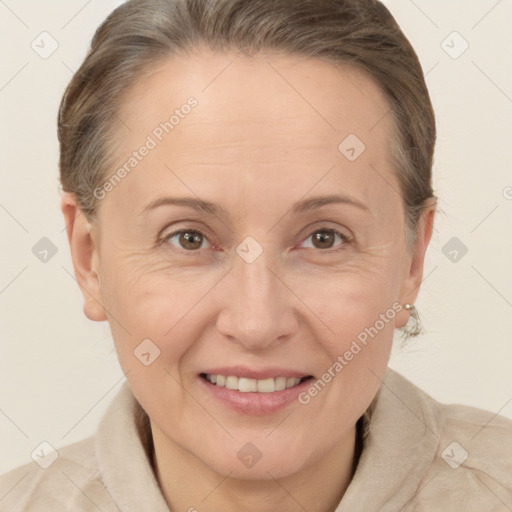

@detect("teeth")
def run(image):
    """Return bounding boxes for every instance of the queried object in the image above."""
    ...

[275,377,287,391]
[257,378,275,393]
[205,374,304,392]
[225,376,238,390]
[238,378,257,392]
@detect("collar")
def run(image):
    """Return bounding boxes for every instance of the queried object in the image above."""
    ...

[94,383,170,511]
[336,367,441,511]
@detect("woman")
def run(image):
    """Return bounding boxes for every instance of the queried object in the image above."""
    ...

[1,0,511,510]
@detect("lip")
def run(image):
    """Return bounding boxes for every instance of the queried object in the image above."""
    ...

[201,366,312,380]
[198,371,314,416]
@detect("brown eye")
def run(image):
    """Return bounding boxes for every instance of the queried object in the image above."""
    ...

[313,230,335,249]
[164,230,210,251]
[300,229,349,250]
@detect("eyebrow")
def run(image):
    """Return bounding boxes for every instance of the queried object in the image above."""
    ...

[140,194,369,218]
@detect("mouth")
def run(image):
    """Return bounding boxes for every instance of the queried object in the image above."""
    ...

[200,373,314,393]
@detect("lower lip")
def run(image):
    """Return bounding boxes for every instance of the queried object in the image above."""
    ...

[198,375,314,416]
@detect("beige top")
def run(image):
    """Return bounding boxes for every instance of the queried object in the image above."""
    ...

[1,367,511,511]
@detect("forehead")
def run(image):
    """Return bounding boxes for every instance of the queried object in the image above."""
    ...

[119,49,393,144]
[107,49,400,219]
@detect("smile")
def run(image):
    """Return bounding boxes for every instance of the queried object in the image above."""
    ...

[202,373,312,393]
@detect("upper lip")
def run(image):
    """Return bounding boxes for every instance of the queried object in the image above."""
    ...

[201,366,313,380]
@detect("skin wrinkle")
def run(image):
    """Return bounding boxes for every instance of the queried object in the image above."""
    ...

[61,49,435,512]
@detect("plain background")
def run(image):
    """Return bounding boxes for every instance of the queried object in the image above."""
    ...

[1,0,511,474]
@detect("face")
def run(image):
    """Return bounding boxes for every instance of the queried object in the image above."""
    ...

[63,49,433,480]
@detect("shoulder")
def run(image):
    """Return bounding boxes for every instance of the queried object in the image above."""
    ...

[408,380,512,510]
[0,436,118,511]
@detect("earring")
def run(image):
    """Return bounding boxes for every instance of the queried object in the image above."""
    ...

[401,303,421,339]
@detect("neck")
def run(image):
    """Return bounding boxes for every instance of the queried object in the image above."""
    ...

[149,419,363,512]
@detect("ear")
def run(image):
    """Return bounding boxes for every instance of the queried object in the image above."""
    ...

[60,192,107,322]
[396,200,436,328]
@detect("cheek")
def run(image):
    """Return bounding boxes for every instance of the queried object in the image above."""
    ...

[297,255,402,340]
[297,272,398,431]
[101,262,221,367]
[292,252,402,407]
[101,269,214,423]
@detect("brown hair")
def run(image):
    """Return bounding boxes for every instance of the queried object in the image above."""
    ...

[58,0,437,338]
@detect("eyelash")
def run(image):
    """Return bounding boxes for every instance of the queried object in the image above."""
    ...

[159,227,352,254]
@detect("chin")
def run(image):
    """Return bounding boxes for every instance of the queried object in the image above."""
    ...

[199,441,310,481]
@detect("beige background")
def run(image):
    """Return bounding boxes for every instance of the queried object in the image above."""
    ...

[1,0,511,474]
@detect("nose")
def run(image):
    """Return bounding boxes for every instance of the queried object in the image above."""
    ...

[215,248,300,351]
